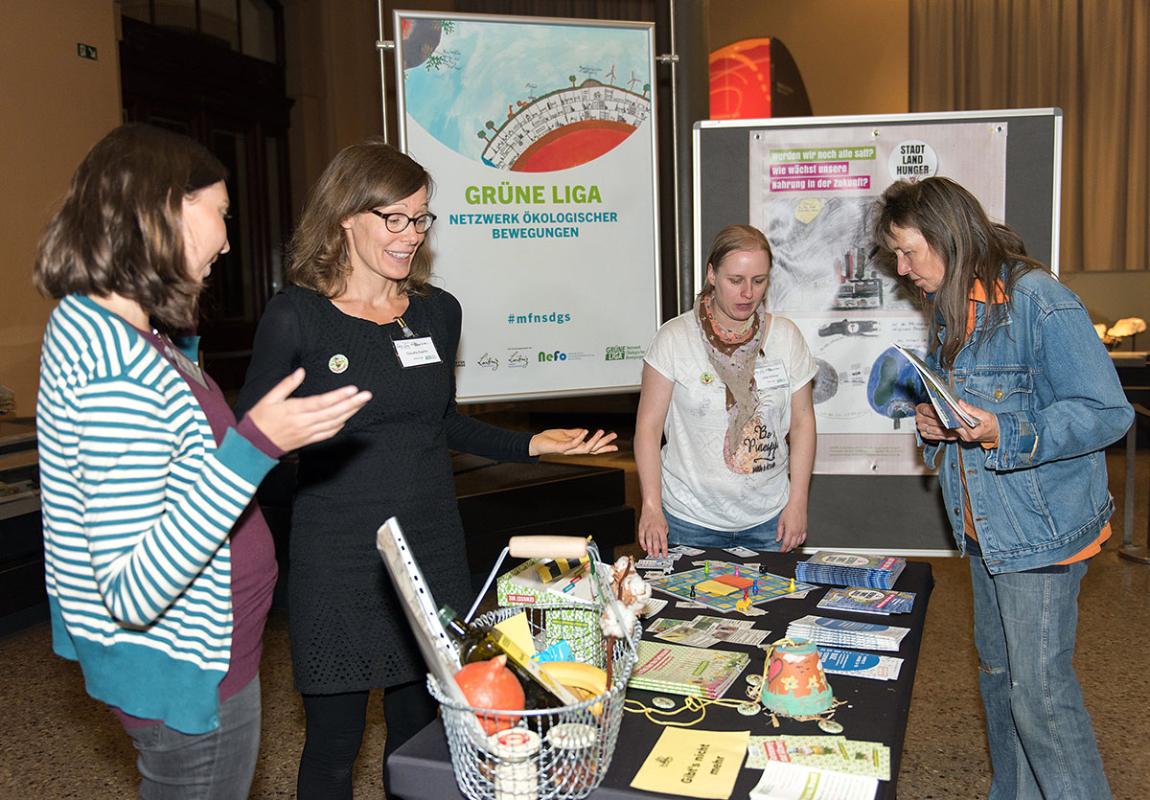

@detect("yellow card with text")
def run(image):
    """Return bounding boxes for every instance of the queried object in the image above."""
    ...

[630,727,749,799]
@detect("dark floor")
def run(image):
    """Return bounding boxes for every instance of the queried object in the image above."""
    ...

[2,449,1147,799]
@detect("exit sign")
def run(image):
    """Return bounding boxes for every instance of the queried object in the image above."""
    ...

[77,43,98,60]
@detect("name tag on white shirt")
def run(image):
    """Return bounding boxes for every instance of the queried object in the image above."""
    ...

[393,336,442,367]
[755,359,789,390]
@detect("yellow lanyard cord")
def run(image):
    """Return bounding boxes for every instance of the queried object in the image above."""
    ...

[624,696,751,727]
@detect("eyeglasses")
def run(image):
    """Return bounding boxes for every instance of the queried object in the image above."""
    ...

[367,209,437,234]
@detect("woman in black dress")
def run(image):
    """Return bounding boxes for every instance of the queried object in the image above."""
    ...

[235,139,615,799]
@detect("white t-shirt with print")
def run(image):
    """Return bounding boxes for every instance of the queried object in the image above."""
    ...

[644,310,817,531]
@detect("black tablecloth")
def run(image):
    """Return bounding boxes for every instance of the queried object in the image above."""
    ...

[388,549,934,800]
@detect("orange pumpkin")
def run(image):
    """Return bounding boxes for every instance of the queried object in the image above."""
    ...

[453,654,526,735]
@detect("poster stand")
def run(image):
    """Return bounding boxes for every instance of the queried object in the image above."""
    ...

[389,10,663,404]
[693,109,1062,552]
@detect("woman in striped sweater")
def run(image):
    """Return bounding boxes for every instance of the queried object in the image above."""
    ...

[33,124,371,799]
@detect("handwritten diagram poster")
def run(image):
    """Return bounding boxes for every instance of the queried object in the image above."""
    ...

[395,12,660,401]
[747,122,1008,473]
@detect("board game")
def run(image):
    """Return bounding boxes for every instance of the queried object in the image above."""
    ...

[645,560,816,613]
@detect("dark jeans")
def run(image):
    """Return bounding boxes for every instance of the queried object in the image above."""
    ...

[297,679,438,799]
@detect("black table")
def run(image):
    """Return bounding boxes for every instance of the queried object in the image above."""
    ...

[388,549,934,800]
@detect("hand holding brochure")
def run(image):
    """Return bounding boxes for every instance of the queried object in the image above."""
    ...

[894,344,979,428]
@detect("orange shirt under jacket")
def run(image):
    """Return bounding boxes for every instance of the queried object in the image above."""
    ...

[956,281,1109,564]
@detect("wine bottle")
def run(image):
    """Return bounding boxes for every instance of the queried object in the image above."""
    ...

[437,606,575,708]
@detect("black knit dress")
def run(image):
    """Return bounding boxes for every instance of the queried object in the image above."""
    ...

[236,285,533,693]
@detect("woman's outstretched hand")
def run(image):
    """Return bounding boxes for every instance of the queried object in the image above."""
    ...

[246,368,372,452]
[529,428,619,457]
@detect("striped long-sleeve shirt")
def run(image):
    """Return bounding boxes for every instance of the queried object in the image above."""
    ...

[37,294,277,734]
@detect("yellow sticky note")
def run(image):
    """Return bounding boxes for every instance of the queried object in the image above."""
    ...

[493,611,535,656]
[695,579,739,597]
[630,727,749,799]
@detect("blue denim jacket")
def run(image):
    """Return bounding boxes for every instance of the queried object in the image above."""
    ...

[922,268,1133,573]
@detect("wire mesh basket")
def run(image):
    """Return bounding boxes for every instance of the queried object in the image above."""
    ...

[427,542,641,800]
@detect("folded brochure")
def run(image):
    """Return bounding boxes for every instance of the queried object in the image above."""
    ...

[786,615,909,652]
[750,759,878,800]
[746,735,891,781]
[817,647,903,681]
[817,587,915,615]
[894,343,979,428]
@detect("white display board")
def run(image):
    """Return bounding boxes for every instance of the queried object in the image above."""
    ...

[694,110,1061,476]
[692,109,1062,552]
[746,120,1007,475]
[395,11,661,402]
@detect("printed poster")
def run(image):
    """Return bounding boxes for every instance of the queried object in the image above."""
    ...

[747,122,1008,473]
[396,13,660,401]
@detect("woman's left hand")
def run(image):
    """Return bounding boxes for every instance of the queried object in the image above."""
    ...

[529,428,619,456]
[954,400,1000,446]
[776,502,807,553]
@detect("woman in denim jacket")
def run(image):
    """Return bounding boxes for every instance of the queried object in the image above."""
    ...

[874,177,1131,799]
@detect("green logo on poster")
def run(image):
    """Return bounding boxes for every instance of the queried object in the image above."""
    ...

[605,345,643,361]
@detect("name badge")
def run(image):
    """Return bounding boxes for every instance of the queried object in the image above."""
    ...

[167,346,207,389]
[754,359,789,391]
[393,336,442,368]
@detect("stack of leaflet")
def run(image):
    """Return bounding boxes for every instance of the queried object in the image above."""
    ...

[786,614,909,652]
[795,551,906,590]
[816,587,915,616]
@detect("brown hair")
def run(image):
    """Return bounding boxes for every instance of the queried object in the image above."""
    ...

[702,224,772,295]
[288,138,434,297]
[871,177,1045,368]
[33,123,227,332]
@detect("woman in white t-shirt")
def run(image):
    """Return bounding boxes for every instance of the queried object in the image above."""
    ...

[635,225,817,556]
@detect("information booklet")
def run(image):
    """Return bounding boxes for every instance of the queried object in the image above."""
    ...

[894,344,979,428]
[628,640,749,699]
[816,647,904,681]
[816,587,915,616]
[750,759,878,800]
[796,552,906,590]
[786,615,909,652]
[745,735,891,781]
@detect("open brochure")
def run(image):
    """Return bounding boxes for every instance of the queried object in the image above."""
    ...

[894,344,979,428]
[750,759,878,800]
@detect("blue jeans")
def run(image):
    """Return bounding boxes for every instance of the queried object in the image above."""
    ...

[126,677,261,800]
[665,509,782,551]
[967,541,1110,799]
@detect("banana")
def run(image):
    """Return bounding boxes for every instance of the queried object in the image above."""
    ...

[538,661,608,697]
[556,681,605,718]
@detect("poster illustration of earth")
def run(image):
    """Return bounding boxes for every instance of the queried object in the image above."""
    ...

[401,17,652,172]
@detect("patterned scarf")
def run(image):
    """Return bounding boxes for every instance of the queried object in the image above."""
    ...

[695,293,768,471]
